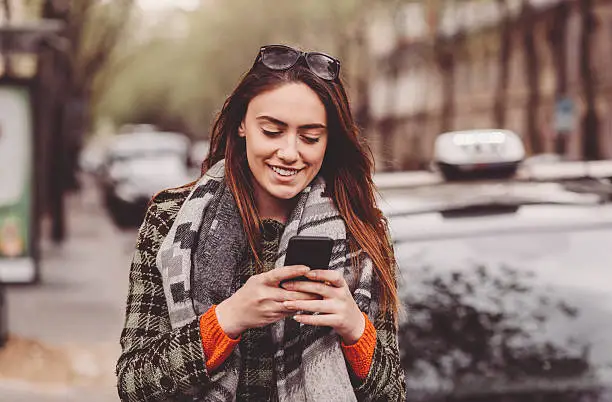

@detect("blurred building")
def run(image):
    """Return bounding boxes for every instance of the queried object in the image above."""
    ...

[368,0,612,171]
[0,0,39,78]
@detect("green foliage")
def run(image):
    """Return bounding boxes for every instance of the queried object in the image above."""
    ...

[93,0,367,139]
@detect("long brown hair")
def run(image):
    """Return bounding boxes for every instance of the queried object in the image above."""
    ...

[202,58,399,318]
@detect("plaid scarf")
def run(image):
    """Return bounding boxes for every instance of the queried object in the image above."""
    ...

[156,160,377,401]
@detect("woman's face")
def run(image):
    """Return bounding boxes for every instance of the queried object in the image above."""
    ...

[239,82,328,208]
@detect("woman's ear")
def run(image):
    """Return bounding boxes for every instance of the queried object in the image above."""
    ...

[238,121,246,138]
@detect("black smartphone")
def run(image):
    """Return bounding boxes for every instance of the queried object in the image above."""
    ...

[281,235,334,283]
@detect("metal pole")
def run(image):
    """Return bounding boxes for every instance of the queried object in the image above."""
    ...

[44,47,67,243]
[0,283,6,346]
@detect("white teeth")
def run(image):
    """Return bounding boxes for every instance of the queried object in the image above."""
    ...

[271,166,299,177]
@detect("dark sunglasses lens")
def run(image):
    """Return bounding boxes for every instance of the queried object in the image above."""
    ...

[306,53,338,80]
[262,47,299,70]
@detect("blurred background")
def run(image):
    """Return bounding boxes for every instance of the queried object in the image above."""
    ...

[2,0,612,401]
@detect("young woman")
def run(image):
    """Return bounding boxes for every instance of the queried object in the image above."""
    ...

[116,44,406,401]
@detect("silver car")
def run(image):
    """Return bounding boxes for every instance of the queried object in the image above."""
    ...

[99,131,195,228]
[379,166,612,401]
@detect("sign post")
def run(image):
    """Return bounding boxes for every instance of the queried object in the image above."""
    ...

[0,22,65,286]
[554,96,575,157]
[0,81,37,283]
[0,21,65,347]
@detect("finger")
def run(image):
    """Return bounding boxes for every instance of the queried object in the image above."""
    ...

[283,291,321,301]
[281,280,335,298]
[270,301,297,315]
[283,299,335,314]
[304,270,345,288]
[293,313,339,327]
[268,288,321,302]
[264,265,310,284]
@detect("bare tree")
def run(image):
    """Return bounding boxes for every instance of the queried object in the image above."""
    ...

[41,0,134,207]
[1,0,10,18]
[579,0,599,160]
[493,0,511,128]
[43,0,134,131]
[547,1,570,155]
[522,1,543,155]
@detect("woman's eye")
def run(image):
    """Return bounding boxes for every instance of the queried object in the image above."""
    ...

[262,129,282,136]
[302,136,320,144]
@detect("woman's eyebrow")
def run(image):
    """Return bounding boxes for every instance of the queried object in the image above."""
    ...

[256,115,326,130]
[257,116,287,127]
[299,123,327,130]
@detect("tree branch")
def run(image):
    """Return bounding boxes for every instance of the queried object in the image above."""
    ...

[2,0,11,20]
[76,1,134,93]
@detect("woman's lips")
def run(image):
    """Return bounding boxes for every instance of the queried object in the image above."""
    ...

[269,165,302,182]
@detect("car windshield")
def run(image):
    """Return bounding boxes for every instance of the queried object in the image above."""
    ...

[395,228,612,400]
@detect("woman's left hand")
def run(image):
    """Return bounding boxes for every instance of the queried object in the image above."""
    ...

[280,270,365,345]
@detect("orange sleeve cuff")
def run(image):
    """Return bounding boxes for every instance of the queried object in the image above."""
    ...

[341,312,376,380]
[199,305,241,372]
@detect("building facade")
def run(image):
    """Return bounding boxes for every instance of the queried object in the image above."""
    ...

[368,0,612,171]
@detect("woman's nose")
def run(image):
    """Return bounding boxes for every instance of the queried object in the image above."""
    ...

[277,135,299,163]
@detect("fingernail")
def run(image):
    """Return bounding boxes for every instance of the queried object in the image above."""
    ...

[292,315,301,322]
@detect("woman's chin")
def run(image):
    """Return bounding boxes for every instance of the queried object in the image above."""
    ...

[268,184,303,201]
[272,190,301,200]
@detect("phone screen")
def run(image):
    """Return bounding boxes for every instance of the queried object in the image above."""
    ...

[281,235,333,283]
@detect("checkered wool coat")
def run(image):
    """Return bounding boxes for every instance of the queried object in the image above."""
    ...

[116,184,407,401]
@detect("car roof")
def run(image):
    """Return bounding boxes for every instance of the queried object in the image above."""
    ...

[386,202,612,243]
[438,128,517,136]
[374,160,612,190]
[376,160,612,243]
[107,132,189,156]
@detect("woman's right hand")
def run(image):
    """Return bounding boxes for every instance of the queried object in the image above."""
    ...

[215,265,317,338]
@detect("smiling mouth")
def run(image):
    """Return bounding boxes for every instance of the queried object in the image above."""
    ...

[270,165,302,177]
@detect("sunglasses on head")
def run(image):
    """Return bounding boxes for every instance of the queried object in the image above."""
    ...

[254,44,341,81]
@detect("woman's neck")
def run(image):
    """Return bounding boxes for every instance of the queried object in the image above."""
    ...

[254,188,297,224]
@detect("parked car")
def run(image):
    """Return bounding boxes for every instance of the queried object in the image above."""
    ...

[189,139,210,169]
[99,131,194,228]
[378,142,612,401]
[433,129,525,181]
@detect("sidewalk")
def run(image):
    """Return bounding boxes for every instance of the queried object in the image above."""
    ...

[1,176,138,401]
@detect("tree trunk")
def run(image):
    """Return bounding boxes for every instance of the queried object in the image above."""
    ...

[42,0,71,242]
[579,0,599,160]
[436,40,455,133]
[548,1,570,155]
[522,3,543,154]
[1,0,14,76]
[352,23,371,136]
[493,0,511,128]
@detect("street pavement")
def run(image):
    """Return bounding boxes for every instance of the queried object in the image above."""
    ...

[1,176,138,401]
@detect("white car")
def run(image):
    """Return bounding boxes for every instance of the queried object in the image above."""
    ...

[433,129,525,180]
[100,131,195,227]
